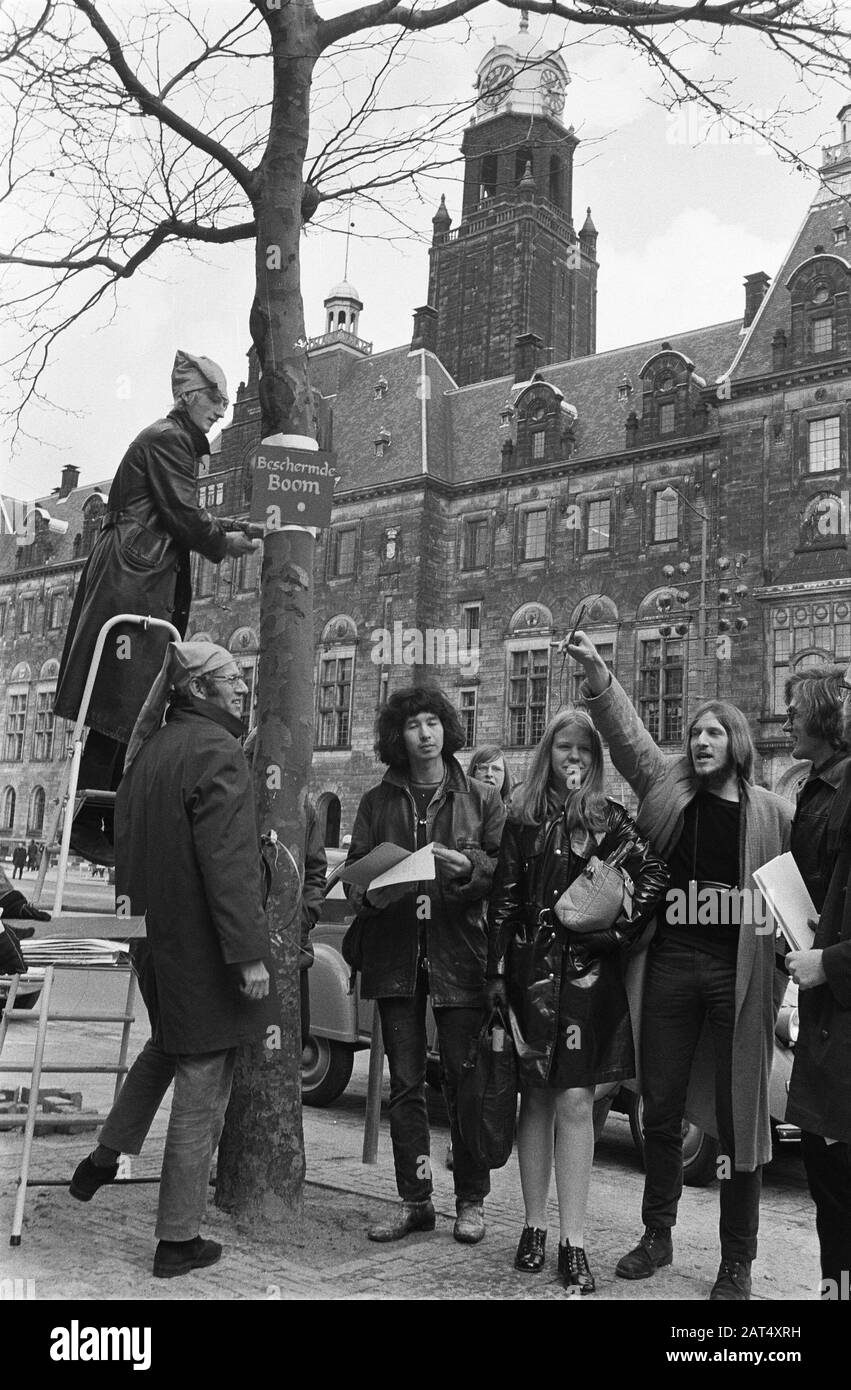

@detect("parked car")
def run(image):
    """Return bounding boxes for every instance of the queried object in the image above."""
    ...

[304,853,801,1184]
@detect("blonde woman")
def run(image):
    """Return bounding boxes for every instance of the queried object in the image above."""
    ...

[486,708,667,1293]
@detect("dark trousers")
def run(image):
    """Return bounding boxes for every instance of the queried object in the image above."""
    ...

[377,970,490,1205]
[801,1131,851,1292]
[79,730,126,796]
[640,938,762,1263]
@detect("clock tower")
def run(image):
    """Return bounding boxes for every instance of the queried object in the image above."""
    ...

[426,16,598,385]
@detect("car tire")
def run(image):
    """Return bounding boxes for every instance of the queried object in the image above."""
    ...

[301,1035,354,1108]
[627,1092,719,1187]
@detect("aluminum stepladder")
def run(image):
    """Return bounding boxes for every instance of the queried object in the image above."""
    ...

[33,613,181,914]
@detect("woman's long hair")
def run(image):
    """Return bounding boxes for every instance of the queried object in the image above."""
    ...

[468,745,514,802]
[514,707,608,831]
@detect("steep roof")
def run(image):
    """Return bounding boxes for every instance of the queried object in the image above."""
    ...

[730,192,846,380]
[445,319,742,483]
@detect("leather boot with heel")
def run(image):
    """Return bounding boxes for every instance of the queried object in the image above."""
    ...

[616,1226,673,1280]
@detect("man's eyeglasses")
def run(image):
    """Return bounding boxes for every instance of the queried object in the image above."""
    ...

[210,674,244,687]
[190,387,229,410]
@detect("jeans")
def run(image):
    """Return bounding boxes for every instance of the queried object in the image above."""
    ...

[100,1039,235,1242]
[801,1132,851,1291]
[640,938,761,1263]
[377,969,490,1205]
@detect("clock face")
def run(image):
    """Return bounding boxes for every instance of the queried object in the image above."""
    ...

[481,63,514,109]
[539,67,566,116]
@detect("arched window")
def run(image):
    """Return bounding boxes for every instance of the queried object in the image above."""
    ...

[28,786,45,834]
[81,494,107,555]
[1,787,15,832]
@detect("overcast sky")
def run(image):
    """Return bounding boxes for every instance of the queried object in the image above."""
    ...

[1,0,846,503]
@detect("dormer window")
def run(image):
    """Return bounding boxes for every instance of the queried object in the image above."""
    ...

[658,403,675,435]
[618,376,633,402]
[374,376,388,401]
[786,255,851,366]
[532,431,545,460]
[834,222,849,247]
[499,403,514,427]
[374,427,391,458]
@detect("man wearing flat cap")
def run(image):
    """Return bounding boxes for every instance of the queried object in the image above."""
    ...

[54,351,258,864]
[70,641,278,1279]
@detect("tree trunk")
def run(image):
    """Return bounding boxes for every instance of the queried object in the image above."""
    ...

[216,0,320,1233]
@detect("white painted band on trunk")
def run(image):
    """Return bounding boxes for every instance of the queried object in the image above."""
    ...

[261,434,319,536]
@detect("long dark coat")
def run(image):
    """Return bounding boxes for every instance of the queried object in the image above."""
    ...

[115,699,278,1054]
[54,408,228,742]
[487,800,669,1085]
[583,675,792,1169]
[786,763,851,1143]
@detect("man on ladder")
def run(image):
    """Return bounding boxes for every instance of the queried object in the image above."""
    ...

[53,350,258,865]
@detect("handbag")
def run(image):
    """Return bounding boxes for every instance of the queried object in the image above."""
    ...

[553,838,635,934]
[456,1007,519,1170]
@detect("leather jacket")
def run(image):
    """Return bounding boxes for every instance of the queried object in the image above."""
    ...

[343,757,506,1004]
[487,799,669,976]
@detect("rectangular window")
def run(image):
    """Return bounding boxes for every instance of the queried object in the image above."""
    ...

[586,499,611,552]
[638,638,683,743]
[532,431,546,460]
[195,558,214,598]
[773,628,792,715]
[19,596,33,634]
[508,647,549,745]
[0,603,6,636]
[32,690,55,761]
[808,416,841,472]
[238,660,257,735]
[459,688,477,747]
[462,518,488,570]
[316,655,354,748]
[330,529,356,578]
[5,692,27,761]
[521,508,547,562]
[47,591,65,629]
[812,317,833,354]
[463,603,481,647]
[835,622,851,659]
[653,490,679,543]
[200,481,224,507]
[658,403,675,435]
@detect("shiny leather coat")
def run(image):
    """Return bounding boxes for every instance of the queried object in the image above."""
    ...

[55,408,228,742]
[344,758,506,1005]
[787,762,851,1143]
[487,800,669,1083]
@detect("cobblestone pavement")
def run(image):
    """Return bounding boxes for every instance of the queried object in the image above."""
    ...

[0,967,821,1304]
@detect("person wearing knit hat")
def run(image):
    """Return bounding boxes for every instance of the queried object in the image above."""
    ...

[70,640,278,1278]
[54,351,258,866]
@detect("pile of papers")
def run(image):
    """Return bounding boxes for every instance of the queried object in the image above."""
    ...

[20,938,130,967]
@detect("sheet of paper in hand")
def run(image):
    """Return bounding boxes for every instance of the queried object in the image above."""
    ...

[752,852,816,952]
[333,842,437,893]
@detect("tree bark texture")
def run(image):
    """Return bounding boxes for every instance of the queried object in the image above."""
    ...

[216,0,321,1231]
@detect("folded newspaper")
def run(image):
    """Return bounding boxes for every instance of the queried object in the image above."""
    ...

[20,938,130,966]
[752,852,816,952]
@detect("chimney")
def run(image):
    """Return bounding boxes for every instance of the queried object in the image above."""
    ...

[514,332,544,383]
[743,273,770,328]
[59,465,80,497]
[411,304,438,354]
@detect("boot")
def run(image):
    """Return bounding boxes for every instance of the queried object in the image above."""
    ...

[367,1199,436,1243]
[615,1226,674,1279]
